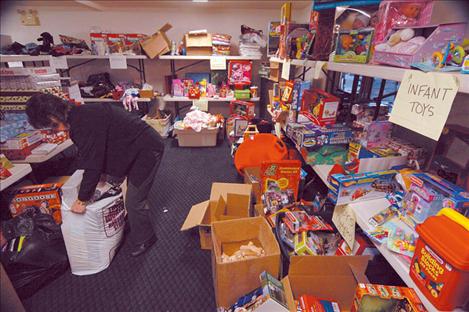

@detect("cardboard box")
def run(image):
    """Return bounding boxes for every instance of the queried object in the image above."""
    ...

[140,23,172,59]
[181,183,252,249]
[282,256,370,311]
[184,32,212,56]
[243,166,261,204]
[211,216,281,308]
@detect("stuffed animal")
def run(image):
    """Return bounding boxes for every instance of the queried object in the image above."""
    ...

[37,32,54,53]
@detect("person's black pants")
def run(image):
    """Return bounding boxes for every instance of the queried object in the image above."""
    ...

[125,148,163,245]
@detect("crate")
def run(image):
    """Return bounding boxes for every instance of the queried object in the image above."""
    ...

[174,127,218,147]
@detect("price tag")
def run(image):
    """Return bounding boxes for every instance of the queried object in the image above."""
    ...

[389,71,459,141]
[7,61,23,68]
[193,99,208,111]
[50,56,68,69]
[281,60,291,80]
[210,56,227,70]
[109,55,127,69]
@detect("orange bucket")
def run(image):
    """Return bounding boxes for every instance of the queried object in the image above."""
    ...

[234,134,288,175]
[410,208,469,310]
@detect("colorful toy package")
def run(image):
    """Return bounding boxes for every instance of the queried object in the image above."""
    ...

[291,80,312,111]
[286,122,352,149]
[403,173,469,224]
[299,295,340,312]
[261,160,302,200]
[334,28,374,64]
[304,145,348,166]
[300,89,340,126]
[9,183,63,224]
[354,121,393,149]
[228,60,252,86]
[351,283,427,312]
[328,170,398,205]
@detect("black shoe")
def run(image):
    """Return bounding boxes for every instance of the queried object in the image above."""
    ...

[130,235,157,257]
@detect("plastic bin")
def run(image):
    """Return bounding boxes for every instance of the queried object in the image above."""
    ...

[144,114,171,138]
[410,208,469,311]
[174,127,219,147]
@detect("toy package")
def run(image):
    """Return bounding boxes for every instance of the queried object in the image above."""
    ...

[328,170,398,205]
[369,206,397,227]
[228,60,252,86]
[230,100,255,120]
[90,32,108,55]
[304,145,348,166]
[300,89,340,126]
[106,33,126,54]
[263,189,295,214]
[386,225,417,258]
[291,80,312,111]
[299,295,340,312]
[9,183,63,224]
[261,160,302,200]
[351,283,427,312]
[334,28,374,64]
[41,129,69,144]
[353,121,393,149]
[287,122,352,149]
[124,33,146,55]
[172,79,184,97]
[403,173,469,224]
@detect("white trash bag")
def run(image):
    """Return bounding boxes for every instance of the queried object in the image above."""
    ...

[61,170,126,276]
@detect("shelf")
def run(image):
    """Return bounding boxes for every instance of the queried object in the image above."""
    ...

[0,163,32,191]
[0,55,52,62]
[12,139,74,164]
[159,55,262,61]
[269,57,469,94]
[0,54,147,62]
[65,54,147,60]
[349,198,438,312]
[162,95,259,102]
[82,98,151,103]
[312,164,333,188]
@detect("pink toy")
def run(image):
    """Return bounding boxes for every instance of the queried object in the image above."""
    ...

[172,79,184,97]
[207,83,217,98]
[373,23,467,68]
[228,60,252,86]
[374,0,433,44]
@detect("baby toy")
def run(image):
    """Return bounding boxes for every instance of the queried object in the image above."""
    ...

[432,42,466,69]
[387,226,416,258]
[121,88,140,112]
[334,28,374,63]
[374,27,425,55]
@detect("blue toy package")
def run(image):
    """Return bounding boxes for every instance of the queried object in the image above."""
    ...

[286,122,353,149]
[291,80,312,111]
[327,170,398,205]
[403,173,469,224]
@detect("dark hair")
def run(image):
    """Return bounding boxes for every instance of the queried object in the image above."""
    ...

[25,93,72,129]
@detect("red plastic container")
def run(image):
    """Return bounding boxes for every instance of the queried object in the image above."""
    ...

[410,209,469,310]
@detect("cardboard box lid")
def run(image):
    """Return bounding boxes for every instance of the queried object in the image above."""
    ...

[285,256,370,311]
[185,33,212,47]
[210,183,252,202]
[157,23,172,34]
[213,193,250,221]
[181,200,210,231]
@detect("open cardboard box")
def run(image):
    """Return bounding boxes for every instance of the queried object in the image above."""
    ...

[282,256,370,311]
[212,217,281,309]
[184,32,212,56]
[243,166,261,205]
[181,183,252,249]
[140,23,172,59]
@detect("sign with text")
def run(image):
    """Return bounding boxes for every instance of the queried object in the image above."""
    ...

[193,99,208,111]
[210,56,227,70]
[332,204,356,249]
[281,60,291,80]
[109,55,127,69]
[389,71,459,141]
[7,61,23,68]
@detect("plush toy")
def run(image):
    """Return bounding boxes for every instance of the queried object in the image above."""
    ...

[375,27,426,54]
[37,32,54,54]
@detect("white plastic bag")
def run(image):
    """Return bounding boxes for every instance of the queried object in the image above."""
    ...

[61,170,126,276]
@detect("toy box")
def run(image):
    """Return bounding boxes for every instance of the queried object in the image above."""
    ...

[171,79,184,97]
[334,28,374,64]
[335,233,378,257]
[291,80,312,111]
[354,121,393,149]
[228,60,252,86]
[328,170,398,205]
[303,145,348,166]
[351,283,427,312]
[230,100,255,120]
[373,23,466,69]
[261,160,301,201]
[106,33,126,54]
[347,141,408,174]
[410,208,469,311]
[124,33,146,55]
[403,173,469,224]
[9,183,63,224]
[286,122,352,149]
[234,89,251,100]
[300,89,340,126]
[374,0,434,44]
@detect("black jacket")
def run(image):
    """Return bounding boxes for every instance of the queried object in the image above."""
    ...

[68,103,164,201]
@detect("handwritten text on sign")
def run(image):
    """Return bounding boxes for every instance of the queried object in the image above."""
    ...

[389,71,459,141]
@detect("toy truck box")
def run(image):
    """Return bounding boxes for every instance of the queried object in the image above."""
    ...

[300,89,340,126]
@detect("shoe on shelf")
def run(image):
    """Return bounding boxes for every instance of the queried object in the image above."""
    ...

[130,235,157,257]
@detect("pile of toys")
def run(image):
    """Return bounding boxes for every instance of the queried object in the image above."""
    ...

[174,108,223,133]
[90,32,146,55]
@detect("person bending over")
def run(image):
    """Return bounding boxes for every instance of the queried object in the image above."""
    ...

[26,93,164,257]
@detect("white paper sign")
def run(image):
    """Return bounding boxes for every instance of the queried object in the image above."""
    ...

[210,56,227,70]
[7,61,23,68]
[109,55,127,69]
[50,56,68,69]
[314,61,326,79]
[68,84,83,103]
[281,60,291,80]
[193,99,208,111]
[332,204,356,249]
[389,71,459,141]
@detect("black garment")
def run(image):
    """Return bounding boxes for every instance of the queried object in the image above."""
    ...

[68,103,164,201]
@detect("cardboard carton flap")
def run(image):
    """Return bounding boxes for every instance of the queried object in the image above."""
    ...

[158,23,172,33]
[181,200,209,231]
[289,255,370,277]
[210,183,252,202]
